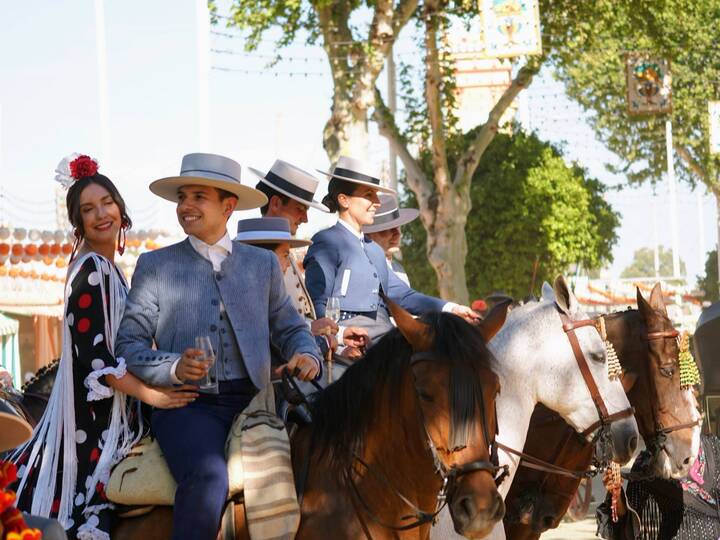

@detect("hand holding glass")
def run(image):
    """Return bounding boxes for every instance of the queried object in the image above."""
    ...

[326,297,341,323]
[195,336,218,393]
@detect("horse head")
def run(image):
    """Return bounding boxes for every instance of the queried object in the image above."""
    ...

[387,298,507,538]
[626,284,701,478]
[543,276,638,463]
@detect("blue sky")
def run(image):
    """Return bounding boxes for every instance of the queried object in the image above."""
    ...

[0,1,716,285]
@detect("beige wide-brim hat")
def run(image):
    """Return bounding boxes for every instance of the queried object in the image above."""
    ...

[249,160,329,212]
[0,407,33,452]
[363,193,420,233]
[318,155,397,195]
[235,217,312,248]
[150,153,268,211]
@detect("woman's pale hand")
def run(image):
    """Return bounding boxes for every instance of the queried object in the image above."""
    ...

[148,385,199,409]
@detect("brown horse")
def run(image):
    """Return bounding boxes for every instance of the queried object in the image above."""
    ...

[113,301,512,539]
[503,284,702,539]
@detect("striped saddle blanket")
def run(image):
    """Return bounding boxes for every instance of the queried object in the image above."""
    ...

[107,384,300,539]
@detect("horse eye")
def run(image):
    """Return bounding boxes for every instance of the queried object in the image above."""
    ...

[660,366,675,377]
[417,389,434,403]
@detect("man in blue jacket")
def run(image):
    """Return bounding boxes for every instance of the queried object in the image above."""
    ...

[116,153,322,540]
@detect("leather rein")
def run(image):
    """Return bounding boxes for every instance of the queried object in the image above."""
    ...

[343,350,509,538]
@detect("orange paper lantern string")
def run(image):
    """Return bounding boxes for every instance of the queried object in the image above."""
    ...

[24,244,38,257]
[0,244,9,256]
[11,245,23,257]
[38,244,50,257]
[50,243,61,256]
[61,243,72,255]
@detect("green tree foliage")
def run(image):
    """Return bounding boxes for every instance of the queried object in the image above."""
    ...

[620,246,687,279]
[698,250,719,302]
[401,129,619,299]
[547,0,720,191]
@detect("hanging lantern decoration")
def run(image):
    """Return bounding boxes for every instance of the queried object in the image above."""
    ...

[0,244,9,256]
[0,227,10,241]
[28,229,41,241]
[11,245,23,257]
[24,244,38,257]
[0,266,7,276]
[50,244,61,256]
[9,267,19,278]
[61,243,73,256]
[43,256,53,266]
[38,243,50,257]
[55,258,67,269]
[13,228,27,241]
[41,230,54,243]
[53,230,65,244]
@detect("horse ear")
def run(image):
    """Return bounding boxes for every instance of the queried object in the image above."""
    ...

[648,282,668,315]
[553,275,578,315]
[477,299,511,342]
[384,295,433,352]
[541,282,554,302]
[636,286,656,322]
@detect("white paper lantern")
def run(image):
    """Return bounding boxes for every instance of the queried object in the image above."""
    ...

[29,229,41,241]
[54,230,65,244]
[0,227,10,241]
[41,230,54,243]
[13,228,27,241]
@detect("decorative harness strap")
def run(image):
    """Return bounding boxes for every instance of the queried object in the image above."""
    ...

[558,312,635,437]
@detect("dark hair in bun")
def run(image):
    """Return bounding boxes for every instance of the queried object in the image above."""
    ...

[321,178,357,213]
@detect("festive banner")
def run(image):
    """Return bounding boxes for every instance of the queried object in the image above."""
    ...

[710,101,720,154]
[479,0,542,58]
[625,54,672,115]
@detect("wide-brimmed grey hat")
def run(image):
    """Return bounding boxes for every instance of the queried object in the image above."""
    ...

[363,194,419,233]
[250,159,329,212]
[318,156,396,195]
[150,153,268,211]
[235,217,312,248]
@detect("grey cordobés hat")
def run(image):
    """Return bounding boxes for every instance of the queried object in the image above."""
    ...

[363,194,420,234]
[150,153,268,211]
[235,217,312,248]
[250,159,329,212]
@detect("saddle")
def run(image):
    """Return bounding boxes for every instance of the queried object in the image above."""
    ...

[107,383,300,538]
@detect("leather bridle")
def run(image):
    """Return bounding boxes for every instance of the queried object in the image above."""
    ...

[643,328,703,453]
[344,351,509,538]
[557,312,636,440]
[499,309,636,480]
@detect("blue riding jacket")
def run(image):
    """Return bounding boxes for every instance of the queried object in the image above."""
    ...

[303,222,445,318]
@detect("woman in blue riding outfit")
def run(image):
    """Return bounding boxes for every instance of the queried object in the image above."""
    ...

[303,156,479,345]
[12,154,197,540]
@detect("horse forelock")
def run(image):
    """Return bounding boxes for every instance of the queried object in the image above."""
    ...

[309,312,497,469]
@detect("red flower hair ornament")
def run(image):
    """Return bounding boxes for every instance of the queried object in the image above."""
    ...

[54,153,100,189]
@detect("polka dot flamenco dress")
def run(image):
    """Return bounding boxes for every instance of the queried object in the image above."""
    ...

[13,254,140,540]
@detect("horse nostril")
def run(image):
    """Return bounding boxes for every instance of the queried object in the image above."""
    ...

[460,496,475,520]
[492,494,505,521]
[628,435,638,454]
[542,514,555,529]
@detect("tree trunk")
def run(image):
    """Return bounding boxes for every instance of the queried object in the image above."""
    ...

[323,100,370,163]
[423,187,471,303]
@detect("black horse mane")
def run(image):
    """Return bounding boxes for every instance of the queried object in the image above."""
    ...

[22,358,59,394]
[309,312,496,471]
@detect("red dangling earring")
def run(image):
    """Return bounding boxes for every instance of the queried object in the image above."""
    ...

[117,221,127,256]
[70,229,81,262]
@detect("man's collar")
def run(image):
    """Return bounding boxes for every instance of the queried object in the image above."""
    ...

[188,231,233,254]
[337,218,364,241]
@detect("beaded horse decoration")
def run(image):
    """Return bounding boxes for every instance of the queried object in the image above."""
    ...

[597,316,622,381]
[678,332,701,389]
[595,316,623,521]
